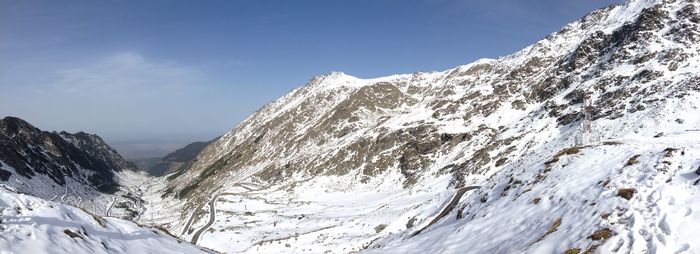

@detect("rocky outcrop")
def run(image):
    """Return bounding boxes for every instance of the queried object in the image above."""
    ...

[0,116,136,193]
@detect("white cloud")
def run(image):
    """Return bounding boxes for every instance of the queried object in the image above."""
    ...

[0,52,223,140]
[50,53,204,96]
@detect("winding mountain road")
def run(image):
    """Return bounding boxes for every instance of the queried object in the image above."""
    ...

[181,202,206,236]
[191,193,220,244]
[186,183,265,244]
[411,186,479,237]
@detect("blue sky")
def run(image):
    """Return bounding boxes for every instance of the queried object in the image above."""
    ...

[0,0,622,145]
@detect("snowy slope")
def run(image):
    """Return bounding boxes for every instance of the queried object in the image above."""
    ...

[367,131,700,253]
[155,0,700,253]
[0,116,150,220]
[0,186,214,254]
[177,173,459,253]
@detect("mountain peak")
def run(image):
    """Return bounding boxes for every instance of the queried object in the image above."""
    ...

[0,116,39,133]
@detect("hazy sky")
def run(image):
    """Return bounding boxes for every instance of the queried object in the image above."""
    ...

[0,0,622,144]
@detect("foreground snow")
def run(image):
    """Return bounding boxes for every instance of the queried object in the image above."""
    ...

[367,132,700,253]
[0,186,213,254]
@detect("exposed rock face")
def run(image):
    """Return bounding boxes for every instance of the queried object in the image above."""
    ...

[0,117,148,219]
[0,117,133,193]
[0,117,136,193]
[165,0,700,235]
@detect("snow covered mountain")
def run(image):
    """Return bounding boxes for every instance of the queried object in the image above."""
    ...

[155,0,700,253]
[0,185,213,254]
[0,116,148,220]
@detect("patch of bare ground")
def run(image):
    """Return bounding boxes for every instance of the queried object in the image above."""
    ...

[617,188,636,200]
[536,218,562,242]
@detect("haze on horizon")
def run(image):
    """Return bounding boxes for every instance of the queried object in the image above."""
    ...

[0,0,622,154]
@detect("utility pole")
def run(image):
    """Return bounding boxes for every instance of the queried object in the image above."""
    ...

[581,91,594,144]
